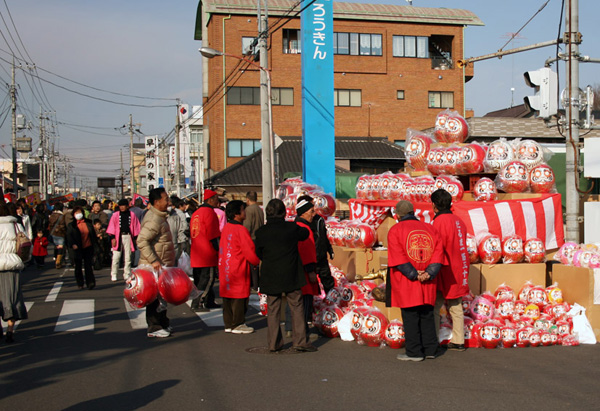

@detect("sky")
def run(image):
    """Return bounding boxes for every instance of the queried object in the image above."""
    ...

[0,0,598,191]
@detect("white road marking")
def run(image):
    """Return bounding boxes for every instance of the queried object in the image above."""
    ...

[186,301,224,327]
[123,299,147,329]
[248,294,260,311]
[1,301,33,331]
[54,300,95,332]
[45,282,63,302]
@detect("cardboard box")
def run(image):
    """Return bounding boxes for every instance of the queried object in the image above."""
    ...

[376,216,395,247]
[468,264,482,295]
[330,246,388,281]
[551,264,600,339]
[479,263,547,294]
[372,300,403,322]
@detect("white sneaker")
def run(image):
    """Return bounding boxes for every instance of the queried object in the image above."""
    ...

[231,324,254,334]
[111,275,117,282]
[147,329,170,338]
[224,328,232,333]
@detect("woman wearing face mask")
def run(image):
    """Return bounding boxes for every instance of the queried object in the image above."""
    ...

[66,205,98,290]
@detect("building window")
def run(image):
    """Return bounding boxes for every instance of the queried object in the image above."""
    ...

[190,130,203,155]
[228,139,262,157]
[394,140,405,148]
[271,88,294,106]
[242,37,256,56]
[334,32,382,56]
[428,91,454,109]
[397,90,405,100]
[334,89,361,107]
[393,35,429,58]
[228,87,294,106]
[283,29,301,54]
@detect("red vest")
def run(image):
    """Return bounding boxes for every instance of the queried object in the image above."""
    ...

[218,222,260,299]
[432,212,471,299]
[190,205,220,267]
[296,220,319,296]
[387,218,444,308]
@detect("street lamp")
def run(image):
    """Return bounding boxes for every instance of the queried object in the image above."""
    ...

[199,46,275,205]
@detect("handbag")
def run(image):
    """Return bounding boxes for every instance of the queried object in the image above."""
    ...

[14,223,32,262]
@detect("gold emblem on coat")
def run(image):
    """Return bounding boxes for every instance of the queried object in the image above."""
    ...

[406,230,434,263]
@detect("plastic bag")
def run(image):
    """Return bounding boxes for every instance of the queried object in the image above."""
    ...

[177,251,192,275]
[405,129,436,171]
[484,138,515,173]
[568,303,597,344]
[157,266,200,305]
[337,311,355,341]
[495,161,529,193]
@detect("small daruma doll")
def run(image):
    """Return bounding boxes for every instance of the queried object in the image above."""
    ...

[458,143,486,174]
[502,235,524,264]
[466,234,479,263]
[478,234,502,264]
[358,309,389,347]
[524,238,546,263]
[383,319,405,349]
[484,139,515,172]
[496,161,529,193]
[516,140,545,170]
[473,178,498,202]
[529,164,556,193]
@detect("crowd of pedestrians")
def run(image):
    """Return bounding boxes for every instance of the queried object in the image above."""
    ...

[0,185,470,360]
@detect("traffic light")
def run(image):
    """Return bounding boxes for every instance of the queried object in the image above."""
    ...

[523,67,558,119]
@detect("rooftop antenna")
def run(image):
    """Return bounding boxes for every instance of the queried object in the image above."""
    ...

[406,0,413,5]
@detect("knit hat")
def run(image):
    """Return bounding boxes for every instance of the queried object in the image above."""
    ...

[203,189,218,201]
[395,200,414,217]
[118,199,129,206]
[296,198,314,216]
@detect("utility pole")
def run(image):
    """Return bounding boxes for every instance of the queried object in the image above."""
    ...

[565,0,581,242]
[129,114,134,196]
[10,59,17,196]
[39,107,45,199]
[120,149,125,198]
[259,14,274,205]
[175,104,182,197]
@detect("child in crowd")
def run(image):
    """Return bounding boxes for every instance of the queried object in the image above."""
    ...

[93,219,109,270]
[32,230,49,268]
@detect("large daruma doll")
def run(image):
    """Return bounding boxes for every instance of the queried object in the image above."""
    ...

[358,309,389,347]
[124,267,159,308]
[458,143,486,174]
[484,139,515,172]
[405,131,434,171]
[473,178,498,202]
[496,161,529,193]
[529,164,556,193]
[157,267,194,305]
[478,234,502,264]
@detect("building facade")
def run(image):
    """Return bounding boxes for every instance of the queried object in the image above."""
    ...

[196,0,483,175]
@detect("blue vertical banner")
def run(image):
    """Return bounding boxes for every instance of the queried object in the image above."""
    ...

[301,0,335,195]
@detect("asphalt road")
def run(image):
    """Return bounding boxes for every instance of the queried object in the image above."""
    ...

[0,262,598,411]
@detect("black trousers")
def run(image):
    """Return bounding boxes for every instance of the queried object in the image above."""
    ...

[146,298,169,333]
[191,266,216,308]
[74,246,95,288]
[401,305,438,358]
[33,255,45,266]
[315,259,335,294]
[222,297,248,329]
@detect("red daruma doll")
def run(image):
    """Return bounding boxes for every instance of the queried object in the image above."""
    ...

[529,164,556,193]
[458,143,486,174]
[523,238,546,263]
[496,161,529,193]
[445,112,470,143]
[502,235,524,264]
[473,178,498,202]
[405,130,434,171]
[478,234,502,264]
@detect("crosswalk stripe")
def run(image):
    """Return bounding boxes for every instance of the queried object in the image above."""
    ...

[186,301,224,327]
[54,300,95,332]
[123,299,147,330]
[1,301,33,331]
[46,282,63,302]
[248,294,260,311]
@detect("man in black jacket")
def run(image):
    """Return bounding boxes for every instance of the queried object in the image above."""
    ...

[254,199,317,353]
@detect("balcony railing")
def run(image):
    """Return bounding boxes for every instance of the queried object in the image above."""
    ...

[431,56,453,70]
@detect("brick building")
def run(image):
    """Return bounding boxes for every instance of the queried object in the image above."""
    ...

[195,0,483,176]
